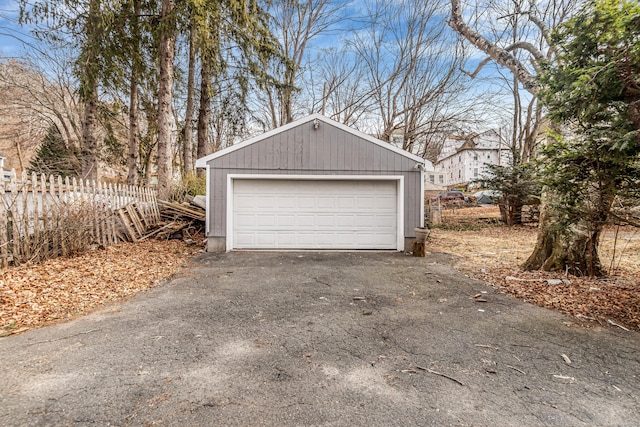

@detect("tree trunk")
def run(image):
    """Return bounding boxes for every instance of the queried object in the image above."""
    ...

[196,55,211,177]
[523,192,610,276]
[80,0,101,181]
[157,0,175,200]
[127,0,141,186]
[81,84,99,181]
[183,18,197,176]
[127,77,138,185]
[499,199,524,226]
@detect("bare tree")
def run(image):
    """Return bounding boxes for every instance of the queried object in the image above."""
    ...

[349,0,469,160]
[306,47,375,127]
[255,0,346,129]
[0,52,83,172]
[182,16,197,176]
[453,0,573,163]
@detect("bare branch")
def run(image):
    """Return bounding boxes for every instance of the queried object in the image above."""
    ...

[449,0,538,93]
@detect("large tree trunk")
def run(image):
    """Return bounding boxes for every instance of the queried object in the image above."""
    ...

[523,189,613,276]
[196,55,211,177]
[156,0,175,200]
[81,84,99,181]
[80,0,101,181]
[127,0,141,186]
[183,18,197,176]
[127,76,138,185]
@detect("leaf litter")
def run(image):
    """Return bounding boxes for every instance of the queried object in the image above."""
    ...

[428,207,640,331]
[1,239,202,335]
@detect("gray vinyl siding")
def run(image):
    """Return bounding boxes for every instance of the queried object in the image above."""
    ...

[206,121,422,239]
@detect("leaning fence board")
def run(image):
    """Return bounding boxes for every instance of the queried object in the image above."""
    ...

[0,171,159,267]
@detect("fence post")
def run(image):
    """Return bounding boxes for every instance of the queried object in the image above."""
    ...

[20,171,31,262]
[31,173,41,263]
[0,176,7,267]
[10,170,20,265]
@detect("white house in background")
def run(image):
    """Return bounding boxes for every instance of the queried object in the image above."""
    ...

[425,171,446,191]
[434,130,512,188]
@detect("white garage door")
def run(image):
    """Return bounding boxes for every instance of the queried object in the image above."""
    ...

[232,179,398,249]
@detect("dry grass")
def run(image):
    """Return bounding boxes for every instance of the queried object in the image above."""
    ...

[428,206,640,331]
[430,206,640,273]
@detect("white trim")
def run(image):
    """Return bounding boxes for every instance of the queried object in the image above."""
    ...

[226,174,405,251]
[195,113,430,168]
[205,164,211,235]
[420,169,425,228]
[226,174,233,251]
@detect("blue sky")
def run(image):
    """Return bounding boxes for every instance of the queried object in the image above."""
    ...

[0,0,529,134]
[0,0,33,58]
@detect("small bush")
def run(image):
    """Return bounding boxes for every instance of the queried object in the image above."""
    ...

[169,173,206,202]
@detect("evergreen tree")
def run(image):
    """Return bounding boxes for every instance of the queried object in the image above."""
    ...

[475,162,541,226]
[523,0,640,276]
[28,125,81,177]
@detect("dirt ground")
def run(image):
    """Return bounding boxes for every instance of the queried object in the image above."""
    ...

[429,206,640,331]
[1,251,639,426]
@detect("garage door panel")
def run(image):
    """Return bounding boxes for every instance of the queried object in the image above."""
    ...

[276,233,295,245]
[256,233,276,246]
[277,197,296,209]
[298,197,316,209]
[256,215,276,227]
[233,179,398,249]
[297,214,316,227]
[336,214,355,227]
[277,214,296,227]
[235,195,256,209]
[236,213,257,227]
[235,233,255,247]
[336,197,355,209]
[316,215,335,227]
[317,197,335,209]
[255,196,274,208]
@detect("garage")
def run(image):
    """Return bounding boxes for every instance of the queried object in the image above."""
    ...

[232,179,399,249]
[195,114,432,252]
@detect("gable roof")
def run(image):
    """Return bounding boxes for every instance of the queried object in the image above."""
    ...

[195,113,429,168]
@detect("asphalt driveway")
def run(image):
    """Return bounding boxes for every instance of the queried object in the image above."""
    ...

[1,251,639,426]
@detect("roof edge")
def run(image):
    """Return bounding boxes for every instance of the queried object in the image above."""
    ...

[195,113,430,168]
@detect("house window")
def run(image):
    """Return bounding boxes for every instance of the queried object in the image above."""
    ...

[429,174,435,184]
[439,175,443,184]
[474,168,478,178]
[473,153,478,161]
[458,170,461,178]
[459,156,461,163]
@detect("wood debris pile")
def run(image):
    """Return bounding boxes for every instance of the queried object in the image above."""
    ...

[0,239,201,335]
[117,199,206,243]
[158,200,206,222]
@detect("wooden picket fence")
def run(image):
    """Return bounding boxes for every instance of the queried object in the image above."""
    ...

[0,170,160,267]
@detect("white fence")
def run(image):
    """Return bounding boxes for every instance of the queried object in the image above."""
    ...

[0,170,159,267]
